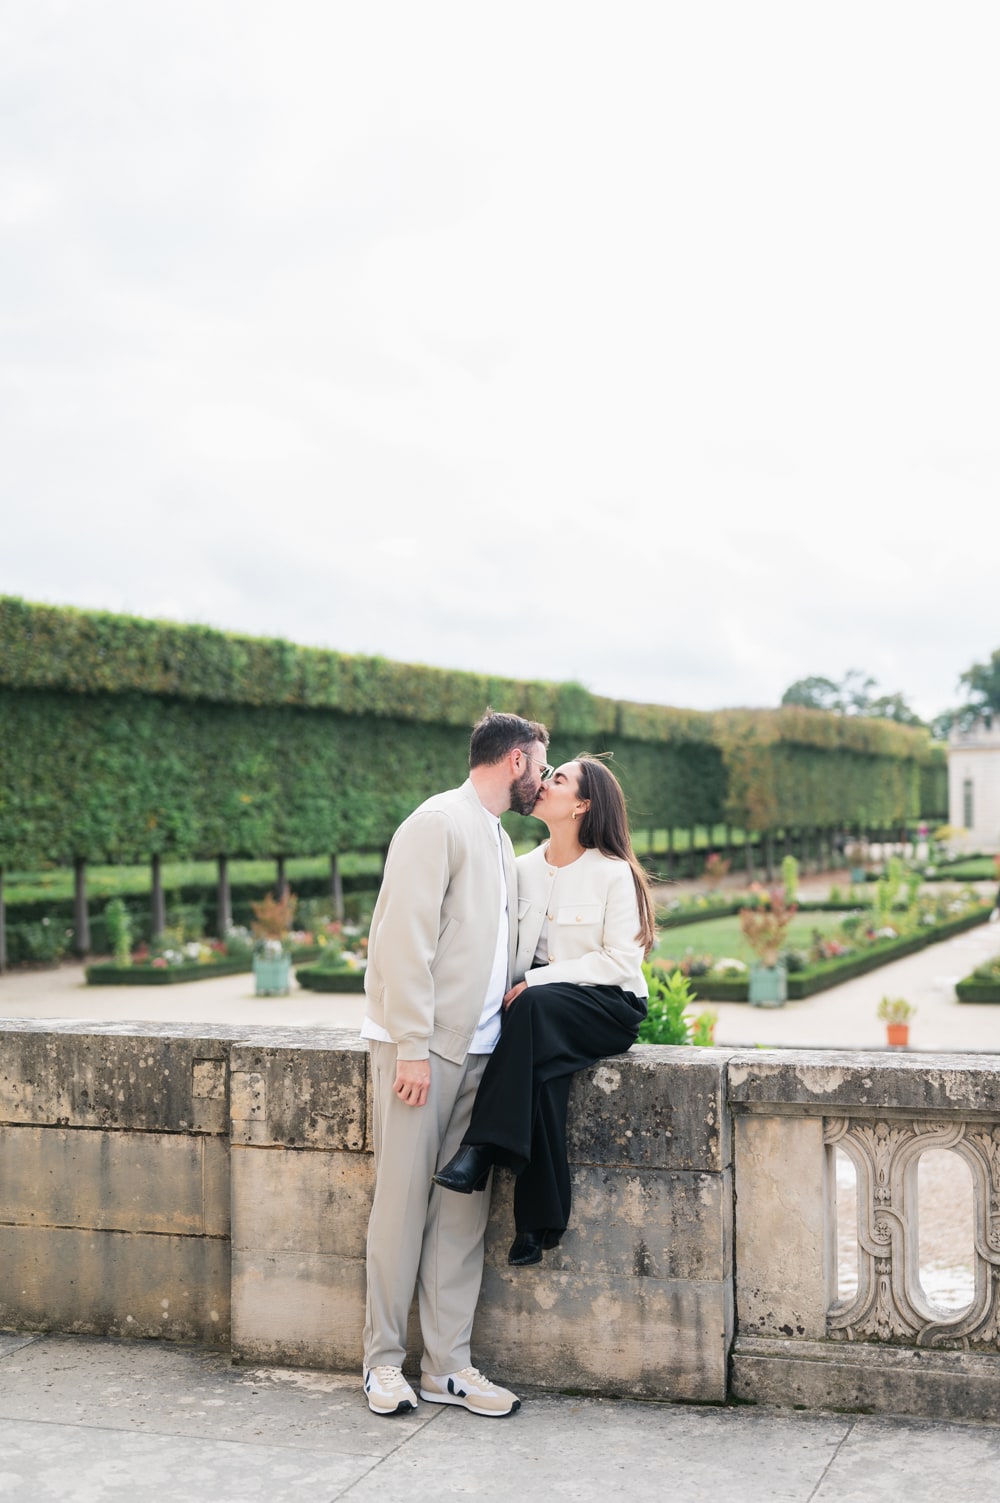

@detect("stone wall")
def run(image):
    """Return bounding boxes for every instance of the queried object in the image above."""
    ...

[3,1022,999,1419]
[0,1023,732,1403]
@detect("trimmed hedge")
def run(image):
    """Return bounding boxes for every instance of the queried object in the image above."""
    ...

[0,597,946,875]
[85,957,252,986]
[687,906,992,1002]
[955,980,1000,1003]
[295,965,367,993]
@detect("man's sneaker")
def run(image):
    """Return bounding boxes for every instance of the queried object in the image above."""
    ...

[419,1367,521,1417]
[363,1365,417,1416]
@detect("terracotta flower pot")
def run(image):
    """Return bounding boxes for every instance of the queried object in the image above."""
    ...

[886,1022,909,1047]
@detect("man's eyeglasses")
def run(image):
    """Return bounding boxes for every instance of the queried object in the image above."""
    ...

[521,752,554,781]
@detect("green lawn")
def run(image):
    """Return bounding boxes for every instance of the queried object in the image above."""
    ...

[653,911,851,967]
[934,857,999,881]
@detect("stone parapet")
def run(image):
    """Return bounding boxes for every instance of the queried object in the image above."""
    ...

[3,1024,999,1419]
[0,1024,734,1401]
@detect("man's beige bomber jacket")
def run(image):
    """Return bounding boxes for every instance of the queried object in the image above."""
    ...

[363,779,518,1064]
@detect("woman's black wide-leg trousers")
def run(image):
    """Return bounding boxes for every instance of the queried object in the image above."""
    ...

[463,982,645,1235]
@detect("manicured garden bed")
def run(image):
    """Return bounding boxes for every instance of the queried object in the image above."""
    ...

[681,907,991,1003]
[85,944,323,986]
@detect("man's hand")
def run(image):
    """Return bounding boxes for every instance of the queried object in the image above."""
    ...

[393,1057,431,1107]
[503,981,527,1010]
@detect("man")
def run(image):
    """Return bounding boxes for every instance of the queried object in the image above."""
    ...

[360,709,551,1418]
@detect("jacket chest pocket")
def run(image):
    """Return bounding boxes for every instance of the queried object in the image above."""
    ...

[554,902,602,926]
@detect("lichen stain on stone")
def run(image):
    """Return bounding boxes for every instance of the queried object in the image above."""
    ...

[531,1282,560,1311]
[591,1293,624,1324]
[591,1066,622,1096]
[794,1066,848,1095]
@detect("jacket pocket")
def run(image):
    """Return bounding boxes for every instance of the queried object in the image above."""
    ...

[555,902,602,926]
[432,915,461,967]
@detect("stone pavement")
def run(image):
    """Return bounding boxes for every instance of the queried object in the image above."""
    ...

[2,1332,1000,1503]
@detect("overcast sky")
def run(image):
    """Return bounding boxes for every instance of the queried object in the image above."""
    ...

[3,2,998,721]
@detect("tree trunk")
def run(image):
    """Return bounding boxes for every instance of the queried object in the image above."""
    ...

[216,855,232,938]
[151,853,166,939]
[765,831,775,884]
[73,857,90,957]
[330,853,344,924]
[276,856,288,898]
[0,866,6,973]
[745,833,754,882]
[666,828,674,879]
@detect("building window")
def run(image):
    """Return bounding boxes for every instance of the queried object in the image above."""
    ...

[963,778,974,830]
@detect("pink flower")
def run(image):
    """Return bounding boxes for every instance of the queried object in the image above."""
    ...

[152,957,167,969]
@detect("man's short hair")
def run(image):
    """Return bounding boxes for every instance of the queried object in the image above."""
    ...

[469,709,549,768]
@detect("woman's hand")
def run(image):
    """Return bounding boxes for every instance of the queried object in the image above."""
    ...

[503,981,527,1010]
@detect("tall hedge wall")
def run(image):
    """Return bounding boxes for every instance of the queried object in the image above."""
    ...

[0,597,945,870]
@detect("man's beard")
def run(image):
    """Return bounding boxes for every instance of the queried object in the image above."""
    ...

[508,769,540,817]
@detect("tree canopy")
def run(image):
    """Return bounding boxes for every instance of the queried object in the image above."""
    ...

[780,670,924,726]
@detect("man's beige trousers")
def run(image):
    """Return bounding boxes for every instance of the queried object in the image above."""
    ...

[364,1041,491,1376]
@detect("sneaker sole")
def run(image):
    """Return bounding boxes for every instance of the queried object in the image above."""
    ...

[419,1388,520,1417]
[367,1396,417,1416]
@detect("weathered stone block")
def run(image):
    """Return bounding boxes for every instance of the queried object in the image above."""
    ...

[0,1025,231,1134]
[733,1114,828,1340]
[731,1336,1000,1424]
[473,1268,732,1402]
[231,1248,388,1369]
[0,1126,229,1238]
[230,1146,373,1256]
[487,1164,732,1283]
[0,1226,230,1344]
[229,1040,367,1150]
[566,1047,732,1173]
[727,1048,1000,1120]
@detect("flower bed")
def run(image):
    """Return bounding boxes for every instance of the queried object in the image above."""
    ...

[685,907,991,1003]
[85,943,324,986]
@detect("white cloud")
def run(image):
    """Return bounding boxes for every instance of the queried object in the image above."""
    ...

[3,1,999,724]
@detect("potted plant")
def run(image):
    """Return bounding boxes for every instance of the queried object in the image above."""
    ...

[251,890,297,996]
[877,995,914,1047]
[845,842,867,885]
[740,890,796,1006]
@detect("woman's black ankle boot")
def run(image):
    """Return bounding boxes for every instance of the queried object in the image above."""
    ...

[432,1144,494,1193]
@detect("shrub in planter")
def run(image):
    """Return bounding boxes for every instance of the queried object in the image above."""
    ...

[637,964,692,1045]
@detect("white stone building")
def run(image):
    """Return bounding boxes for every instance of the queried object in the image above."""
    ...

[948,718,1000,852]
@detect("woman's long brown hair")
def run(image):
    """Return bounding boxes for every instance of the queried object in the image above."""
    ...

[573,755,656,956]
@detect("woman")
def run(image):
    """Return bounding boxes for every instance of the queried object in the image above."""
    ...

[433,754,654,1266]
